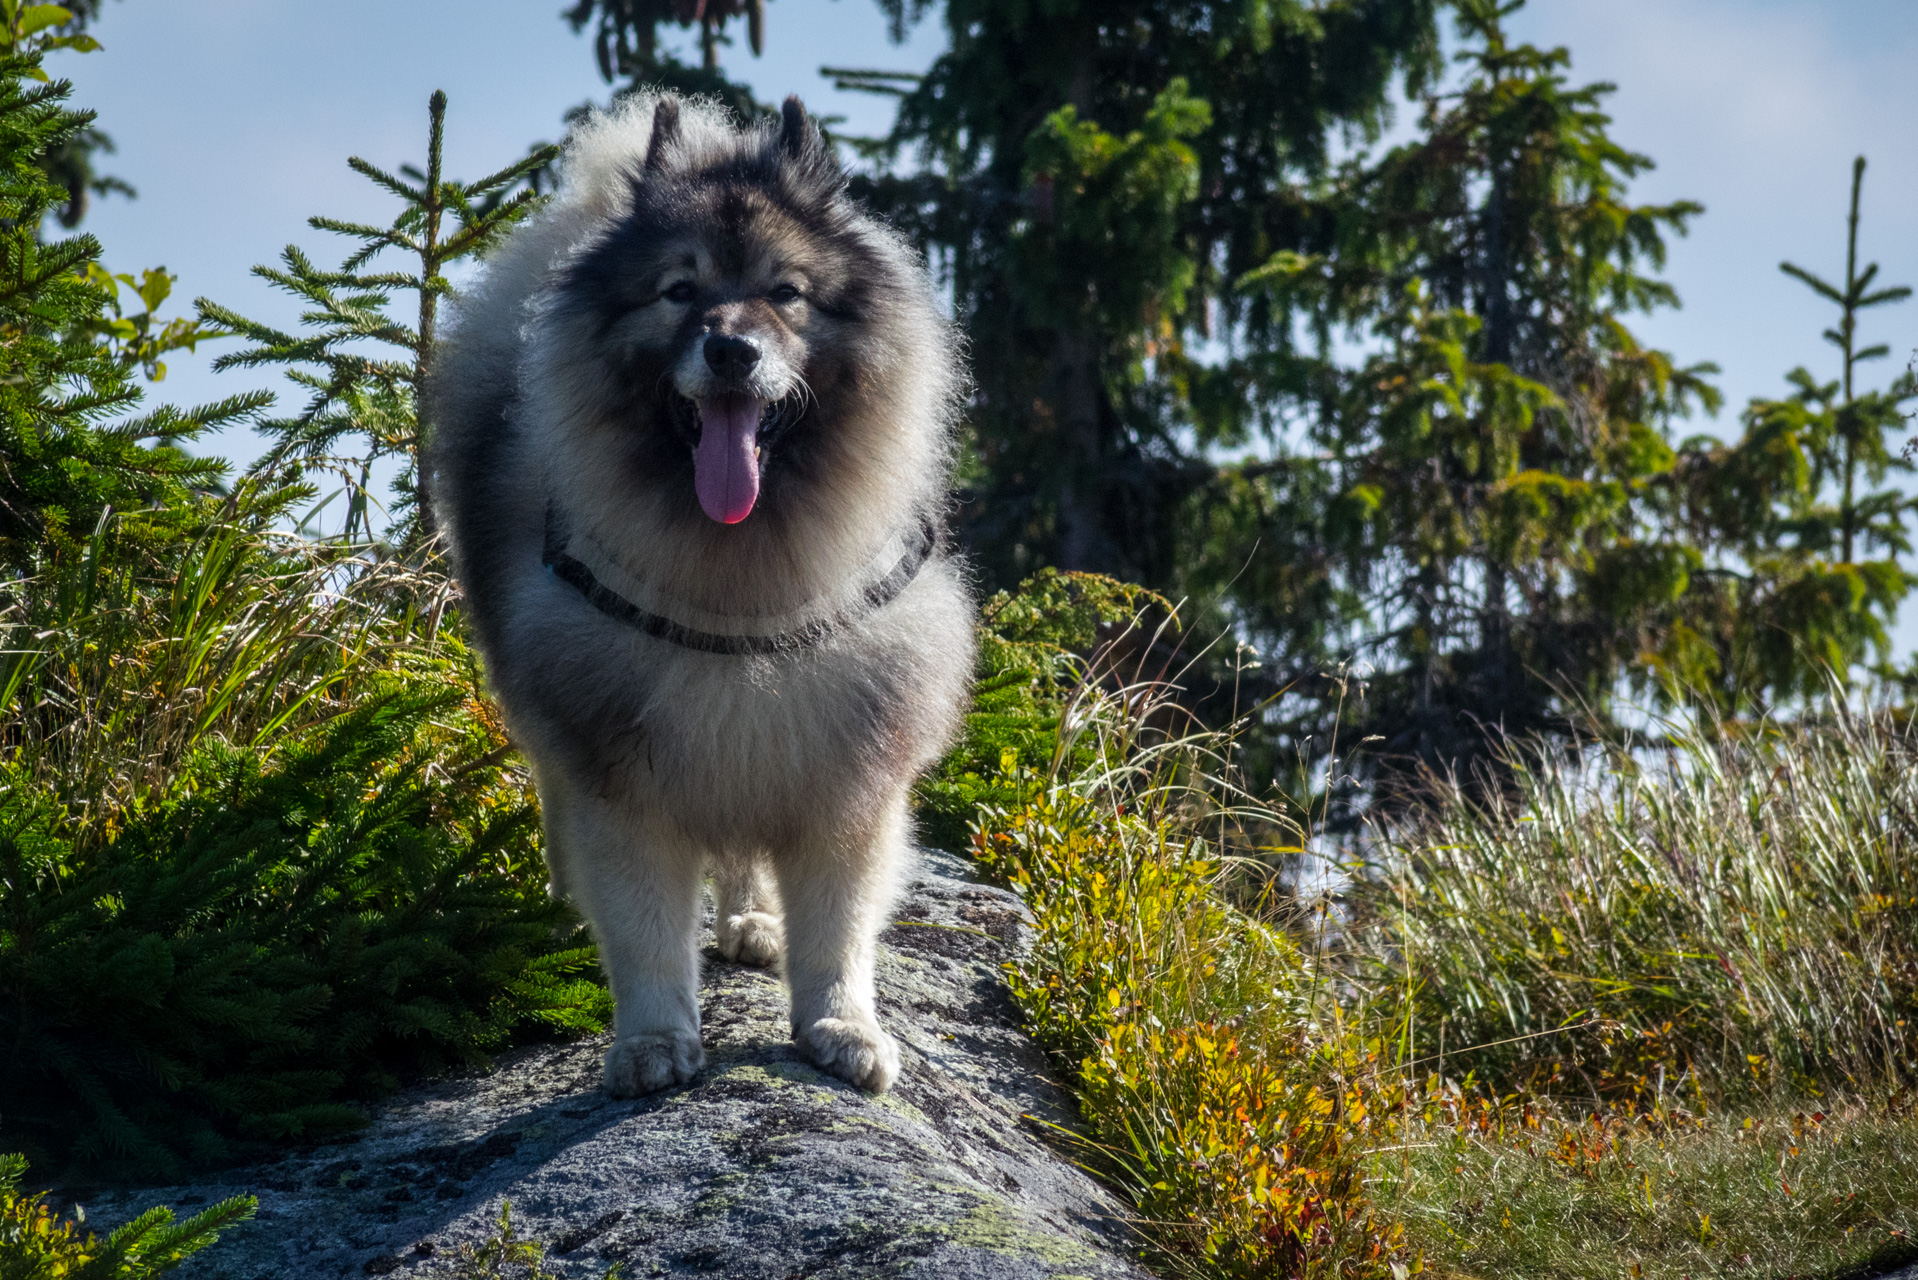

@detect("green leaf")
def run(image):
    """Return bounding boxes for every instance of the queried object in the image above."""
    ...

[135,266,174,313]
[16,4,72,37]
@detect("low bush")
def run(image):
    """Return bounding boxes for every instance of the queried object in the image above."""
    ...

[963,583,1416,1279]
[0,664,606,1181]
[915,568,1163,851]
[0,530,606,1182]
[978,784,1413,1278]
[0,1152,252,1278]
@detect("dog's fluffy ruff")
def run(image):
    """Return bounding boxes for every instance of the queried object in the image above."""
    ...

[429,94,973,1096]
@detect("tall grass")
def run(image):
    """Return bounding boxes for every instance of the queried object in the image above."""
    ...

[971,594,1918,1278]
[1349,709,1918,1104]
[0,516,450,845]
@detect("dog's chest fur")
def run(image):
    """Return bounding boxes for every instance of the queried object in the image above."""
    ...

[498,536,972,849]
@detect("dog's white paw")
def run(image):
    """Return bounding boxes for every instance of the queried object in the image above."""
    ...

[603,1030,704,1098]
[718,910,784,968]
[796,1017,900,1092]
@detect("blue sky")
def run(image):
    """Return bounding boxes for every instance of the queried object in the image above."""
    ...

[47,0,1918,641]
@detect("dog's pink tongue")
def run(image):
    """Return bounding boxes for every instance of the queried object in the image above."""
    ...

[694,395,763,524]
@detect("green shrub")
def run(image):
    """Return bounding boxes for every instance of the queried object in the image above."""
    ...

[0,671,606,1181]
[0,1152,252,1278]
[915,568,1164,850]
[0,507,606,1184]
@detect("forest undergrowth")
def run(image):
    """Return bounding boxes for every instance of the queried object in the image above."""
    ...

[937,577,1918,1279]
[0,40,606,1206]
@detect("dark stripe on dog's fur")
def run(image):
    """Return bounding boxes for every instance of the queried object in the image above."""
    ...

[433,385,519,657]
[542,508,940,655]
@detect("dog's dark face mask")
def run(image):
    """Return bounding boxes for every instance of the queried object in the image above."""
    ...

[566,95,877,526]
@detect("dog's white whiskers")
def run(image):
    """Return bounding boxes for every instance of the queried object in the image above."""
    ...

[790,373,821,417]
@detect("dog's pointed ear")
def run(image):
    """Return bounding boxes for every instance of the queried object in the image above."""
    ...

[645,96,682,173]
[778,96,812,159]
[778,95,839,180]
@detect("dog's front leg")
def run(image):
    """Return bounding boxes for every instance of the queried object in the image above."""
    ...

[775,795,907,1092]
[553,793,706,1097]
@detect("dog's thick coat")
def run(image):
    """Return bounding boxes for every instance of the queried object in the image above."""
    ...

[429,94,973,1095]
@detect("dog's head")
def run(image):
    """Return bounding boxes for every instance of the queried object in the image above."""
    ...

[556,95,918,528]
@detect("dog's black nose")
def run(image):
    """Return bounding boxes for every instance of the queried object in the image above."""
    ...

[704,334,761,378]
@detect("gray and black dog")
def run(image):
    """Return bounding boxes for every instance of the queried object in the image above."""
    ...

[428,93,974,1096]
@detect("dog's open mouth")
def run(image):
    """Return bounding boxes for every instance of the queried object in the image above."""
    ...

[669,392,804,525]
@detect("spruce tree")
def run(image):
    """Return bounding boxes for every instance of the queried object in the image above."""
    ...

[563,0,770,115]
[0,40,263,575]
[1674,156,1917,709]
[198,93,555,551]
[1226,1,1718,782]
[0,0,130,227]
[856,0,1442,588]
[1778,156,1916,573]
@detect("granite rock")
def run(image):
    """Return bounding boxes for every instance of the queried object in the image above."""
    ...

[82,848,1151,1280]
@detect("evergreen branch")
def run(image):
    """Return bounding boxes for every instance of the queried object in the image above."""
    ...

[194,299,301,348]
[435,221,507,261]
[463,143,562,198]
[347,154,424,204]
[208,338,340,372]
[307,214,410,244]
[42,386,142,420]
[110,391,275,441]
[338,235,416,274]
[1780,261,1845,304]
[444,192,544,254]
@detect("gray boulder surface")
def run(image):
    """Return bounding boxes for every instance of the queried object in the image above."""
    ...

[81,848,1152,1280]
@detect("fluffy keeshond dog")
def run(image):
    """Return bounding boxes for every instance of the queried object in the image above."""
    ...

[428,94,973,1097]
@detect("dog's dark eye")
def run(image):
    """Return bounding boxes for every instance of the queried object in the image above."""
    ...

[769,283,802,303]
[663,281,697,304]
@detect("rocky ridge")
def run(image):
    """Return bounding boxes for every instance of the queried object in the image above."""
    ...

[83,848,1151,1280]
